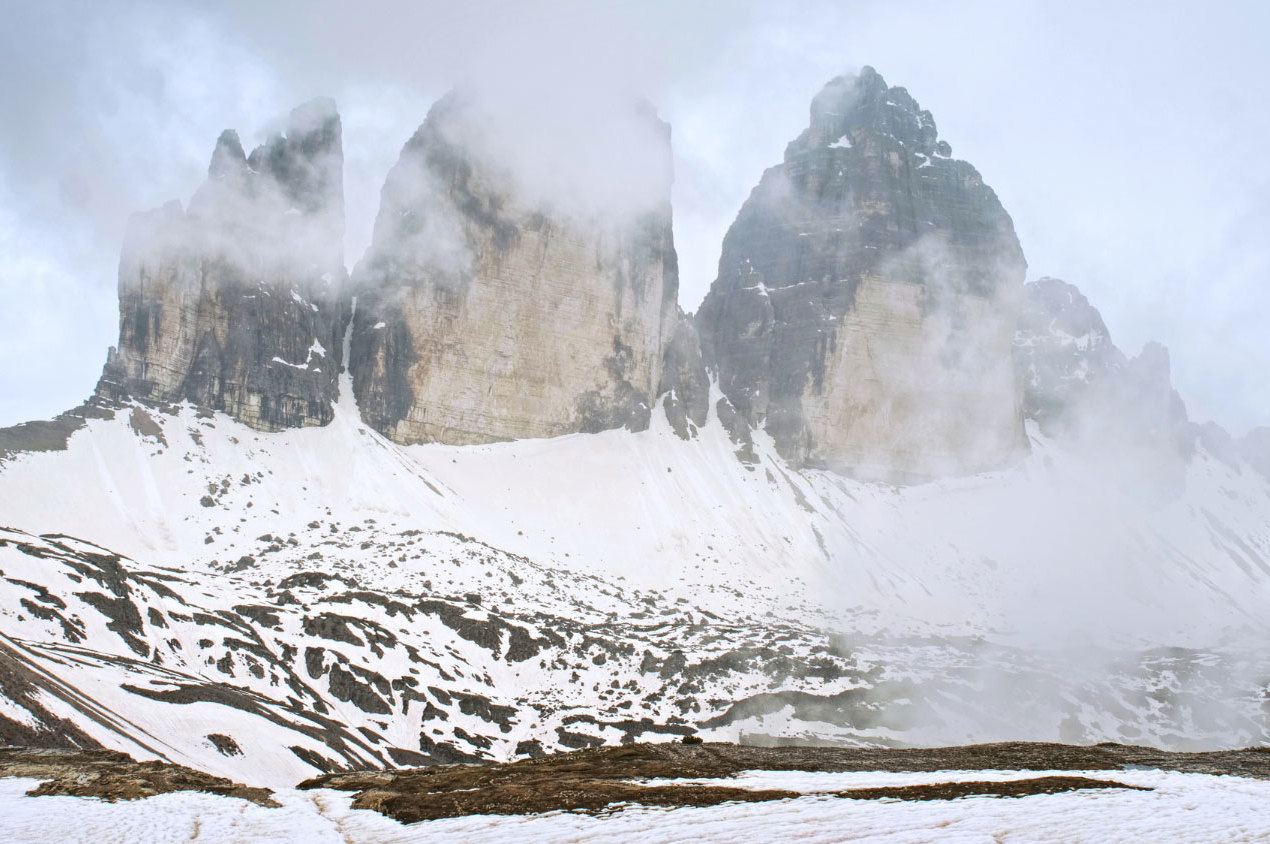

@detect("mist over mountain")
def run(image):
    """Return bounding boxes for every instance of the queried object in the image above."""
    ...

[698,67,1027,481]
[0,60,1268,826]
[96,98,348,431]
[347,89,681,444]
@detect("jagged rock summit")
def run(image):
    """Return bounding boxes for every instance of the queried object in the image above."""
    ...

[347,90,684,445]
[1014,277,1192,455]
[95,98,348,431]
[1013,277,1126,428]
[77,76,1038,478]
[697,66,1028,481]
[1013,276,1203,495]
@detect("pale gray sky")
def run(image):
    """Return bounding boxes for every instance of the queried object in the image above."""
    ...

[2,0,1266,433]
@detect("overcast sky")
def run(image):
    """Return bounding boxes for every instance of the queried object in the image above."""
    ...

[2,0,1266,434]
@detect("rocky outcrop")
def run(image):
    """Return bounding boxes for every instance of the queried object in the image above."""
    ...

[1014,277,1126,429]
[697,67,1027,482]
[348,92,680,445]
[1014,278,1191,455]
[0,747,275,805]
[95,99,348,430]
[1014,277,1197,495]
[0,400,116,461]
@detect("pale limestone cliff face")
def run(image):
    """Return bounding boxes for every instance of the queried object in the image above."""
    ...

[799,275,1023,481]
[698,67,1027,480]
[350,93,679,445]
[96,99,347,430]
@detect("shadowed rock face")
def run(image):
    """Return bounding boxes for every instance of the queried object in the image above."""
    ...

[1015,276,1196,494]
[348,92,681,445]
[1014,277,1126,429]
[95,99,348,431]
[658,312,710,440]
[698,66,1027,481]
[1015,278,1192,449]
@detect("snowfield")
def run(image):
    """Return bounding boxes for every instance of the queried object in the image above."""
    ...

[3,768,1269,843]
[0,373,1268,786]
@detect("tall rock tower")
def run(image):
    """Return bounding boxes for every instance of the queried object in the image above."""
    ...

[348,91,680,445]
[96,99,348,430]
[697,67,1028,481]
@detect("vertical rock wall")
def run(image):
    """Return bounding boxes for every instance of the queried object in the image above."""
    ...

[698,67,1027,480]
[95,99,347,430]
[348,93,681,445]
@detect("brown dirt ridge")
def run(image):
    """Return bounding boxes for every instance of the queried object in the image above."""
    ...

[0,746,276,806]
[837,776,1149,802]
[4,741,1267,821]
[299,740,1270,823]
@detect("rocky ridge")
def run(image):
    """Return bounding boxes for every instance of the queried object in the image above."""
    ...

[1014,276,1198,492]
[26,72,1259,486]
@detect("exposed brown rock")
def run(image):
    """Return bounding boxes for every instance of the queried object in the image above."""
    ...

[836,775,1148,801]
[302,740,1270,823]
[0,747,276,805]
[0,400,115,461]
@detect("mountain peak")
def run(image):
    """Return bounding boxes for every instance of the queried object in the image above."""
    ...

[242,98,343,219]
[796,66,946,160]
[96,100,348,432]
[348,86,682,446]
[697,68,1025,480]
[208,129,246,180]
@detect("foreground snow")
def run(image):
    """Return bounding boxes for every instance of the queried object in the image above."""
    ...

[2,768,1268,843]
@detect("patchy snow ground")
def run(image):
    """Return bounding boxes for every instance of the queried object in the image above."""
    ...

[2,768,1269,843]
[0,382,1269,783]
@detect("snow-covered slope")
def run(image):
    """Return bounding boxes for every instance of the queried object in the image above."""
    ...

[5,769,1270,844]
[1,384,1269,786]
